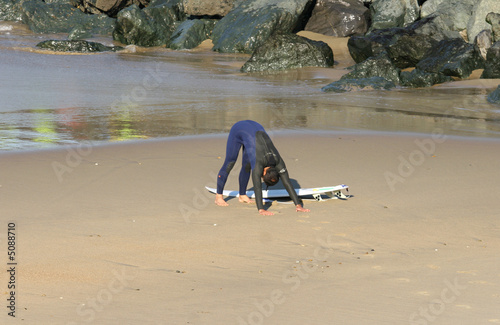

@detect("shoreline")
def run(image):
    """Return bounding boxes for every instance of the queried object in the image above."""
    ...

[3,127,500,155]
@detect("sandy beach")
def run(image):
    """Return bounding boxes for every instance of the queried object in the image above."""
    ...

[1,130,500,324]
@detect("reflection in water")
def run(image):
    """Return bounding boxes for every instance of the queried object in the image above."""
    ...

[1,22,500,150]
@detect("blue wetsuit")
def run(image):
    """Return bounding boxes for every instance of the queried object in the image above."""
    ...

[217,120,301,210]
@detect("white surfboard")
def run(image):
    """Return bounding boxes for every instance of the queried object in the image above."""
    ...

[205,184,349,201]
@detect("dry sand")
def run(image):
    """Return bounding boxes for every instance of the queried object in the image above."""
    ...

[1,131,500,324]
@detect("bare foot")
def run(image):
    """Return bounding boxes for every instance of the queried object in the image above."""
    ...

[259,209,274,216]
[238,195,254,204]
[215,194,229,206]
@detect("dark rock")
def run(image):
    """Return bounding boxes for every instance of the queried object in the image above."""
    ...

[169,18,216,50]
[113,0,180,46]
[20,1,115,34]
[386,33,437,69]
[304,0,370,37]
[400,68,452,88]
[474,29,493,60]
[240,33,334,73]
[341,52,401,84]
[487,85,500,104]
[182,0,235,17]
[321,77,396,93]
[467,0,500,43]
[68,26,94,40]
[347,27,408,64]
[211,0,311,54]
[36,39,123,52]
[416,38,483,79]
[80,0,132,16]
[0,0,22,21]
[486,12,500,43]
[481,41,500,78]
[369,0,419,31]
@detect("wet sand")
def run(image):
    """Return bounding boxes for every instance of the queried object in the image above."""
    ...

[1,131,500,324]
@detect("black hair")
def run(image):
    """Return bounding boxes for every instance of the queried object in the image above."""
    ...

[263,167,280,187]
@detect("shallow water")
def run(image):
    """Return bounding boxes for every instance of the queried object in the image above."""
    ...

[1,21,500,151]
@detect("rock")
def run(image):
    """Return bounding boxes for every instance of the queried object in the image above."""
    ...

[304,0,370,37]
[416,38,483,79]
[20,1,115,34]
[68,26,94,40]
[113,0,181,46]
[369,0,419,31]
[341,52,401,84]
[182,0,235,17]
[240,32,334,73]
[481,41,500,78]
[386,33,437,69]
[0,0,22,21]
[400,68,452,88]
[467,0,500,43]
[419,0,475,41]
[474,29,492,60]
[348,16,460,66]
[169,18,216,49]
[321,77,396,93]
[36,39,123,52]
[486,12,500,43]
[211,0,311,54]
[487,85,500,104]
[347,27,408,64]
[80,0,132,16]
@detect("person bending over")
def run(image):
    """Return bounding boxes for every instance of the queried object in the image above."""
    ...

[215,120,310,216]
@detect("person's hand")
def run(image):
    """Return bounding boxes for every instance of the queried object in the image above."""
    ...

[259,209,274,216]
[296,205,310,213]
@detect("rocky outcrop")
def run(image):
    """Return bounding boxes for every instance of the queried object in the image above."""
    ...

[76,0,150,16]
[400,69,451,88]
[304,0,370,37]
[211,0,312,54]
[182,0,235,17]
[481,41,500,78]
[20,1,115,34]
[474,29,493,60]
[416,38,483,79]
[240,33,334,73]
[487,85,500,104]
[168,18,216,49]
[369,0,419,31]
[467,0,500,43]
[113,0,183,46]
[321,77,396,93]
[36,39,123,52]
[0,0,21,21]
[341,52,401,84]
[420,0,475,40]
[486,12,500,43]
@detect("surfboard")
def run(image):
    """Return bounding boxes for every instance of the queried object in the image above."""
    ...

[205,184,349,201]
